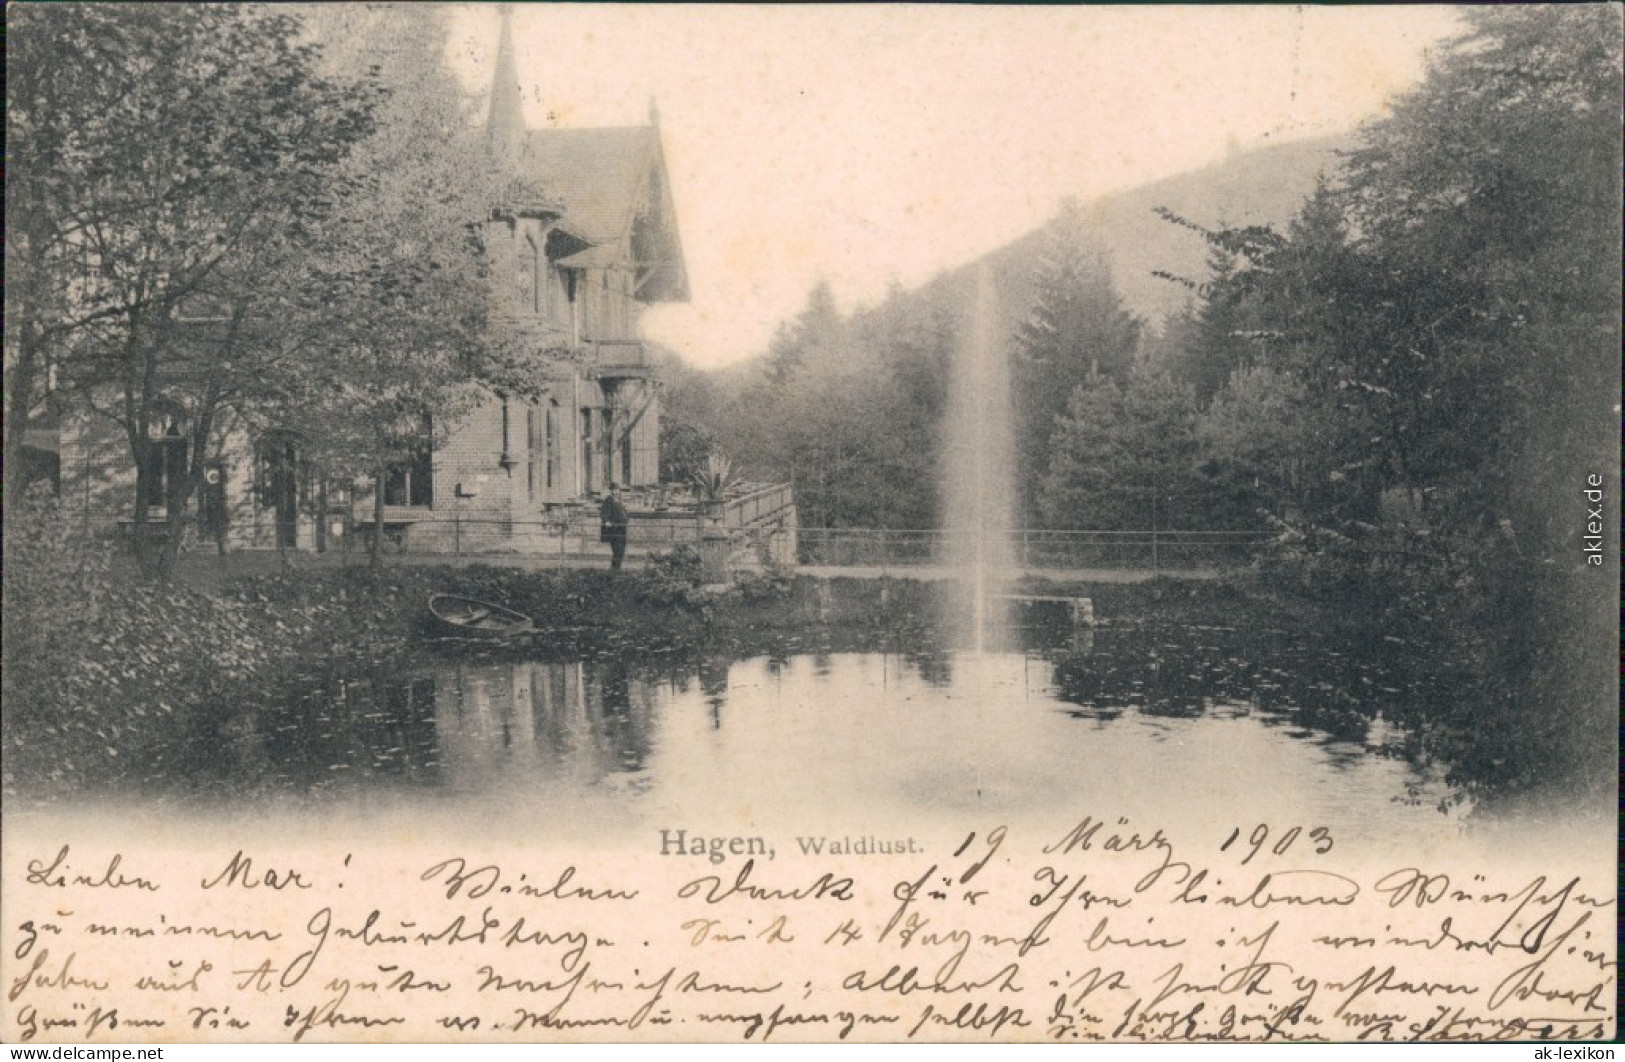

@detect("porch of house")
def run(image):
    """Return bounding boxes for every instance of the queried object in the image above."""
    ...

[336,480,799,569]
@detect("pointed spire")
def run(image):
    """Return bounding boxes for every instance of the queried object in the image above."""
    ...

[647,95,661,127]
[485,6,526,164]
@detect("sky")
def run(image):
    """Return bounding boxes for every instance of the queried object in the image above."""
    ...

[444,5,1462,370]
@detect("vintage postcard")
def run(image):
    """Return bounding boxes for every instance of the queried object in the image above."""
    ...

[3,3,1618,1045]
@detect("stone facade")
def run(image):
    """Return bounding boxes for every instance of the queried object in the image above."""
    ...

[58,13,693,557]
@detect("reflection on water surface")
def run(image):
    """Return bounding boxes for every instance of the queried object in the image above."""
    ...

[179,626,1469,849]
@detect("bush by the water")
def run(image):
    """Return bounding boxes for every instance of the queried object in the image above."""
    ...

[1250,526,1615,802]
[2,524,927,800]
[4,490,313,795]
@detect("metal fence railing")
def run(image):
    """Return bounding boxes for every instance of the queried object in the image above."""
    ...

[313,481,804,558]
[251,520,1269,572]
[336,515,728,557]
[796,528,1275,572]
[131,500,1270,575]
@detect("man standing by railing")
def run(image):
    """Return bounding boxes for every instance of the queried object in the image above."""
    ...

[600,485,630,571]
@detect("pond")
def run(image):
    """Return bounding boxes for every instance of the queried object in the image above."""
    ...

[165,616,1474,855]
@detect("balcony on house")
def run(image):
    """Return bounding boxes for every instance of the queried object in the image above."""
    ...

[586,339,650,379]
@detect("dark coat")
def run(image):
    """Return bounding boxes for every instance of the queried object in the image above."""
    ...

[600,496,629,540]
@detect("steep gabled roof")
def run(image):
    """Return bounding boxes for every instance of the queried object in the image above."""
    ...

[522,127,654,243]
[481,16,688,302]
[519,127,689,302]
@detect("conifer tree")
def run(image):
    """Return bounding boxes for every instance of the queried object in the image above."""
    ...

[1039,368,1202,532]
[1014,199,1142,519]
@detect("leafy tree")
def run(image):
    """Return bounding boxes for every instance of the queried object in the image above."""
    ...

[4,11,134,518]
[847,285,957,528]
[716,281,848,518]
[11,6,380,578]
[706,274,960,531]
[1174,244,1260,405]
[1150,206,1293,407]
[279,5,520,567]
[654,347,723,483]
[1339,6,1620,792]
[659,421,714,487]
[1338,6,1620,549]
[1159,8,1620,794]
[763,278,842,387]
[722,280,858,525]
[1189,10,1619,550]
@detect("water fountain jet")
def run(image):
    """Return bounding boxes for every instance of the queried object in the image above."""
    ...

[941,265,1016,650]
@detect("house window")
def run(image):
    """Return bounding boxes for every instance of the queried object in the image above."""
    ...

[543,261,561,325]
[589,270,610,339]
[580,408,595,493]
[255,434,300,506]
[140,412,188,510]
[526,404,543,502]
[621,413,633,486]
[545,402,560,491]
[256,432,305,549]
[613,271,631,337]
[384,451,432,507]
[600,406,616,487]
[516,234,541,316]
[384,416,433,507]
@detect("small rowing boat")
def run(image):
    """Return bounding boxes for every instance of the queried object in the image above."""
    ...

[427,593,535,638]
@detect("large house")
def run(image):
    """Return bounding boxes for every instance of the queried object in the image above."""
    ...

[59,13,795,560]
[377,11,688,552]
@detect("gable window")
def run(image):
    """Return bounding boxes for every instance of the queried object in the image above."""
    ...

[613,270,632,337]
[523,234,543,315]
[543,260,561,324]
[590,270,610,339]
